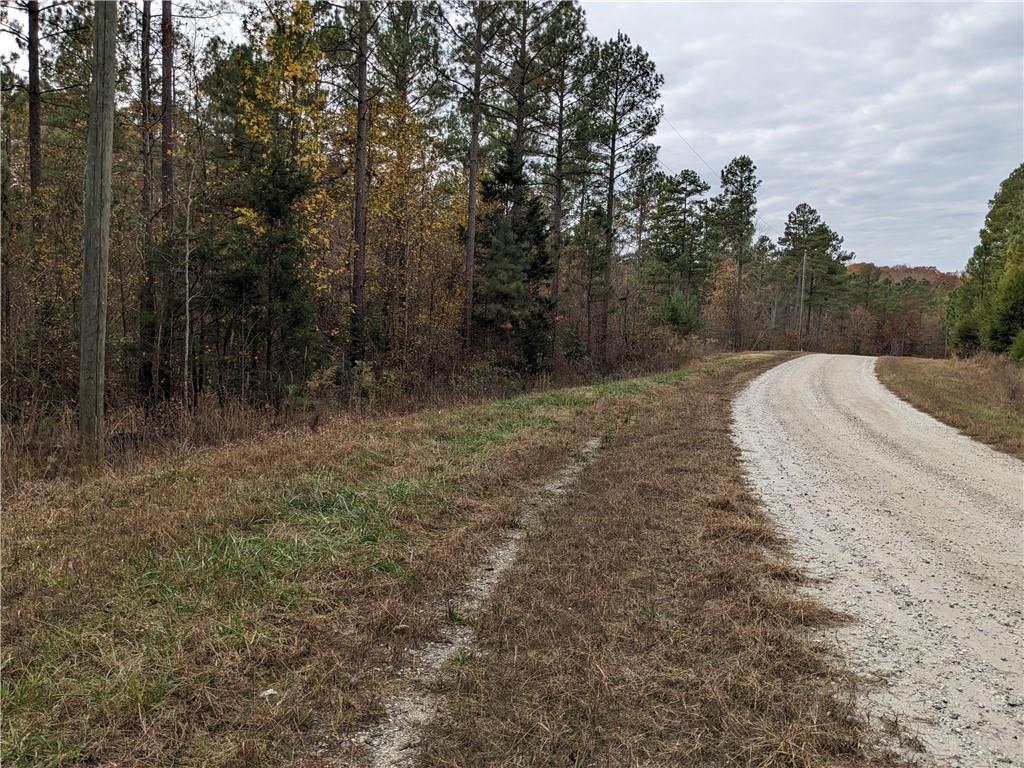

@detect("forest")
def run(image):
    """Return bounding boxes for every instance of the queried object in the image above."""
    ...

[0,0,977,474]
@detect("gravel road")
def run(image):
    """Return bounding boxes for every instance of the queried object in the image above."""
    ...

[732,353,1023,765]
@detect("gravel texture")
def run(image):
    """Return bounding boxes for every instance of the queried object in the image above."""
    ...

[733,353,1023,766]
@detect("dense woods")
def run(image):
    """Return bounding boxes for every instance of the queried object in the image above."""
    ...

[0,0,987,474]
[945,164,1024,360]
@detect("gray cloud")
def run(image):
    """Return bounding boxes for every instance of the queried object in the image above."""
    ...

[583,1,1023,271]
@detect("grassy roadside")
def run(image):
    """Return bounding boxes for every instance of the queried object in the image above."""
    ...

[2,354,763,767]
[875,355,1024,460]
[421,355,899,767]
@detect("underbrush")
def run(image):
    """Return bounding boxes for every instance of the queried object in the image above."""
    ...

[875,353,1024,459]
[1,337,712,489]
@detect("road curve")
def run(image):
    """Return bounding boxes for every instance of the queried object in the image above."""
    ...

[732,353,1023,766]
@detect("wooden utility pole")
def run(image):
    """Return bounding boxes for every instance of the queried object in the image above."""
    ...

[79,0,117,467]
[349,0,370,364]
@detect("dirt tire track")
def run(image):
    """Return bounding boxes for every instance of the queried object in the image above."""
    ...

[733,353,1023,766]
[327,436,603,767]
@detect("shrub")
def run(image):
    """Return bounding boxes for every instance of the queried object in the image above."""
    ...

[653,291,702,337]
[1009,329,1024,364]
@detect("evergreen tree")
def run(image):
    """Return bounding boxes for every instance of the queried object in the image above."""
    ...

[947,164,1024,355]
[587,31,662,365]
[647,168,711,298]
[475,145,552,370]
[536,1,590,320]
[708,155,760,349]
[777,202,852,342]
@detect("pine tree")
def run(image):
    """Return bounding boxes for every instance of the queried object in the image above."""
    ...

[536,1,589,323]
[475,145,552,370]
[587,32,662,365]
[947,164,1024,354]
[450,0,503,351]
[777,202,852,343]
[647,168,711,297]
[708,155,760,350]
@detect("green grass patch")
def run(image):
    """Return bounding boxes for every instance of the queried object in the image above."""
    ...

[1,469,432,767]
[963,402,1024,438]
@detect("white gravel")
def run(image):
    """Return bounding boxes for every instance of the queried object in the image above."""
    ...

[732,353,1023,766]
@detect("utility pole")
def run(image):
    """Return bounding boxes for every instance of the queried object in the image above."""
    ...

[80,0,117,467]
[797,248,807,351]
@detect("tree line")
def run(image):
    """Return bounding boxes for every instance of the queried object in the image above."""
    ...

[945,164,1024,361]
[1,0,960,463]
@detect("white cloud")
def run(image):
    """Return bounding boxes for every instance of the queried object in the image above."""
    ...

[583,1,1024,271]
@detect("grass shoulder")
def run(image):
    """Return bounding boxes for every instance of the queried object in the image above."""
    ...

[2,352,782,767]
[875,354,1024,460]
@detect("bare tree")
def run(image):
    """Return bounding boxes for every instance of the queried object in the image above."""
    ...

[157,0,175,398]
[349,0,370,364]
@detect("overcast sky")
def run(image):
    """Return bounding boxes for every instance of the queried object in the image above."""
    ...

[584,1,1023,272]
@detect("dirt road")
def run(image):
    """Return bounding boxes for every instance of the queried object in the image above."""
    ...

[733,354,1023,765]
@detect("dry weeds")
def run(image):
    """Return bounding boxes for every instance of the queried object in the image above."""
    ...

[876,354,1024,459]
[2,357,730,767]
[420,354,903,767]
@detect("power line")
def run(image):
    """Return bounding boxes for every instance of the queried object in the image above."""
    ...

[660,114,784,240]
[661,114,719,185]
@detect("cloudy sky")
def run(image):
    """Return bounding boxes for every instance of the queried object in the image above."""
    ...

[584,1,1023,272]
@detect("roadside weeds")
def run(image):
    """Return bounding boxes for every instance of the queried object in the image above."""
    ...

[2,356,743,766]
[876,354,1024,460]
[420,355,905,767]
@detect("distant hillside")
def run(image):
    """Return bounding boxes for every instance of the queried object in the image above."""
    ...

[847,262,960,289]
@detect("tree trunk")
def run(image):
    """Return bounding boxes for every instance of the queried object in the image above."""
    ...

[183,159,194,406]
[463,8,484,351]
[138,0,157,401]
[158,0,175,399]
[550,90,564,314]
[80,0,117,468]
[349,0,370,364]
[27,0,42,197]
[511,9,528,167]
[599,131,617,367]
[733,255,743,350]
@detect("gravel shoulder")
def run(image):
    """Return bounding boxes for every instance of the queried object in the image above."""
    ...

[733,353,1023,766]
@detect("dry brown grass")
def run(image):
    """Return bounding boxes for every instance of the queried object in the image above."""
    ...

[421,354,902,767]
[3,353,903,767]
[876,354,1024,460]
[2,357,733,767]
